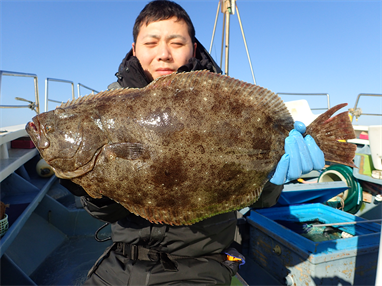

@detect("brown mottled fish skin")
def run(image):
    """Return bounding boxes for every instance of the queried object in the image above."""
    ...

[26,71,356,225]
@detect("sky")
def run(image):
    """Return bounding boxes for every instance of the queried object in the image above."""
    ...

[0,0,381,129]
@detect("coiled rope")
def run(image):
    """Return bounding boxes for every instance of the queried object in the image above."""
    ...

[318,165,363,214]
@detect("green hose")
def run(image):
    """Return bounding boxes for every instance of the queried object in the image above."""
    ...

[318,165,363,214]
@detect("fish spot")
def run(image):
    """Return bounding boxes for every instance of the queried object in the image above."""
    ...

[175,123,184,132]
[190,133,201,144]
[151,155,187,189]
[211,104,222,113]
[190,108,203,120]
[229,102,246,116]
[218,163,242,182]
[196,145,205,154]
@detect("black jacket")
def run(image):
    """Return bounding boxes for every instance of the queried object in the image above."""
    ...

[61,39,283,285]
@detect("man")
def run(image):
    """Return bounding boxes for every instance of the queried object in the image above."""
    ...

[61,1,324,285]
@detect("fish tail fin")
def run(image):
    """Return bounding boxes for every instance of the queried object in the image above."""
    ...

[306,103,357,167]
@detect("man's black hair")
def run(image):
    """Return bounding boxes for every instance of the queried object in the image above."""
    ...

[133,0,196,44]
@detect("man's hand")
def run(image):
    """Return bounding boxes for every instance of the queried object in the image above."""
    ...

[270,121,325,185]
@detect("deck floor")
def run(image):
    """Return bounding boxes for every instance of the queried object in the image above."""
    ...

[30,236,112,286]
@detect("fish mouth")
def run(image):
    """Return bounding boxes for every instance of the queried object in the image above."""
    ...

[25,117,41,148]
[26,117,52,158]
[27,120,38,132]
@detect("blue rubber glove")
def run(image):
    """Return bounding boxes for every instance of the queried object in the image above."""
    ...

[270,121,325,185]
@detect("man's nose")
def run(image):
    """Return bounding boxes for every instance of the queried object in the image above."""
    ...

[157,43,172,61]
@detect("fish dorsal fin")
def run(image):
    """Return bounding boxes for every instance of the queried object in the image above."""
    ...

[59,87,141,108]
[146,70,292,124]
[59,71,292,125]
[147,70,282,104]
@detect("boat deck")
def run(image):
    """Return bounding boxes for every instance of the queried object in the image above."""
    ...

[1,171,112,286]
[31,236,112,286]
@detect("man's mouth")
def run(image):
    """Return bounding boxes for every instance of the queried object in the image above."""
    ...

[156,68,175,76]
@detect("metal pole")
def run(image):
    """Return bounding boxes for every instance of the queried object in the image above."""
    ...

[0,72,3,103]
[45,78,75,111]
[34,76,40,114]
[236,3,256,84]
[220,12,226,70]
[209,1,221,54]
[77,83,99,97]
[350,93,382,122]
[0,71,40,114]
[224,7,230,75]
[45,78,48,112]
[376,223,382,285]
[71,83,75,101]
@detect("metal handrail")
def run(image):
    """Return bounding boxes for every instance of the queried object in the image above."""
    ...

[0,70,40,114]
[77,83,99,97]
[277,92,330,111]
[348,93,382,122]
[45,78,75,112]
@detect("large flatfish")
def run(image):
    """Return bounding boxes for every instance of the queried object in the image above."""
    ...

[26,71,356,225]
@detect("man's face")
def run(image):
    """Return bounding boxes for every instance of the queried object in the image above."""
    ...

[133,17,196,81]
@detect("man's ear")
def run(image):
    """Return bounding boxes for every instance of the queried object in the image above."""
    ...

[132,43,136,56]
[193,42,197,58]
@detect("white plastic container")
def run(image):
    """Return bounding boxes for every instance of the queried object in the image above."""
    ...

[368,125,382,170]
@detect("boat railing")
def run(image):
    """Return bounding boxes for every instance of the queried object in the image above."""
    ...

[44,78,75,112]
[277,92,330,111]
[0,70,40,114]
[0,70,41,181]
[78,83,99,97]
[348,93,382,122]
[0,72,98,263]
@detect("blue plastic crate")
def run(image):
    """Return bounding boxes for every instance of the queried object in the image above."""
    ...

[247,203,380,285]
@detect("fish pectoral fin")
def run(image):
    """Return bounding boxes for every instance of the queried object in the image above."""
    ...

[105,142,148,160]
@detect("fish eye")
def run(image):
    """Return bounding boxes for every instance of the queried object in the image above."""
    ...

[45,125,54,133]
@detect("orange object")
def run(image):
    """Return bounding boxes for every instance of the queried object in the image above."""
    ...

[226,255,243,263]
